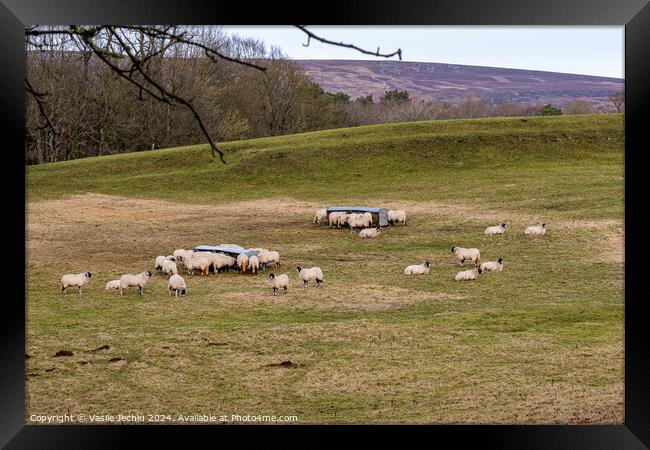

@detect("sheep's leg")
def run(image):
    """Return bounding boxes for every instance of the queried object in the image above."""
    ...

[272,288,277,296]
[303,280,308,289]
[78,286,82,295]
[283,286,288,294]
[119,288,123,296]
[139,286,144,295]
[317,279,323,288]
[460,258,465,266]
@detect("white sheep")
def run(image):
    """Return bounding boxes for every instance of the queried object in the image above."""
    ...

[387,209,407,226]
[484,223,507,235]
[451,246,481,266]
[60,272,92,294]
[404,261,430,276]
[296,265,324,288]
[161,260,178,278]
[213,253,236,272]
[236,253,248,273]
[359,226,381,238]
[104,279,121,291]
[119,271,152,296]
[480,258,504,272]
[525,223,547,236]
[266,250,281,268]
[455,267,483,281]
[347,214,366,231]
[154,255,175,272]
[168,274,187,297]
[328,212,347,229]
[268,273,289,296]
[248,255,260,274]
[313,208,328,224]
[172,249,195,264]
[185,255,210,276]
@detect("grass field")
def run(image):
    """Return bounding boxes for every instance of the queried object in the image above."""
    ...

[26,114,624,424]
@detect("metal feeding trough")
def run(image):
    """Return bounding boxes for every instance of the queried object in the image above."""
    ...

[193,245,259,259]
[325,207,389,227]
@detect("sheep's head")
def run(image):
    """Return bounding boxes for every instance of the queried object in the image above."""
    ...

[451,247,456,252]
[501,223,506,228]
[542,223,546,228]
[424,261,430,267]
[146,271,152,277]
[180,288,186,296]
[169,256,176,262]
[85,272,92,278]
[269,273,276,279]
[296,266,302,273]
[498,258,503,263]
[477,267,483,274]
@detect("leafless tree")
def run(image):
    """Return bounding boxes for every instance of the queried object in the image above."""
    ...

[25,25,403,163]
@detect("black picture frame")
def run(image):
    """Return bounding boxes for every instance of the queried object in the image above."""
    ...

[4,0,649,447]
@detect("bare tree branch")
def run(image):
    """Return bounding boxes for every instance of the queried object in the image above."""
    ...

[294,25,402,60]
[25,77,56,135]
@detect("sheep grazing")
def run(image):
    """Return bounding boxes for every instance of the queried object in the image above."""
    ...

[172,249,195,264]
[525,223,547,236]
[236,253,248,273]
[359,226,381,238]
[168,274,187,298]
[387,209,407,226]
[60,272,92,294]
[451,247,481,266]
[268,251,281,267]
[313,208,328,224]
[268,273,289,296]
[248,255,260,274]
[328,212,347,229]
[185,255,210,276]
[161,260,178,278]
[455,267,483,281]
[296,265,324,288]
[213,253,236,273]
[404,261,430,276]
[118,271,152,296]
[480,258,504,273]
[154,255,175,272]
[104,279,121,291]
[484,223,507,235]
[347,213,372,231]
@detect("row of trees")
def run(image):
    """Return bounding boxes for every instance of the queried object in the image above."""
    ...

[25,27,624,164]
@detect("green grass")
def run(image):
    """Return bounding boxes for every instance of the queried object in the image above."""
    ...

[26,114,624,424]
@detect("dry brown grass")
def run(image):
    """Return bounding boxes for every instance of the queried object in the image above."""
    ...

[26,194,624,424]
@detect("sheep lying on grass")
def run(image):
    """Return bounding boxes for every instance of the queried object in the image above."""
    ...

[455,267,482,281]
[451,247,481,266]
[404,261,430,276]
[119,271,152,296]
[104,280,121,291]
[480,258,504,272]
[525,223,546,236]
[168,274,187,297]
[296,265,324,288]
[484,223,507,235]
[359,226,381,238]
[60,272,92,294]
[269,273,289,295]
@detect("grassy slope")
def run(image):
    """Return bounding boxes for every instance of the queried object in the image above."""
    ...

[29,114,623,218]
[26,114,624,424]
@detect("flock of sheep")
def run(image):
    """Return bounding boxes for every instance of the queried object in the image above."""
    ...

[59,243,324,298]
[58,208,547,298]
[313,208,547,282]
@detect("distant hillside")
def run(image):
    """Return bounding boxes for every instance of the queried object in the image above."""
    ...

[296,60,623,107]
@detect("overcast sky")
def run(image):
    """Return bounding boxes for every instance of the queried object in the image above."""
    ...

[221,26,624,79]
